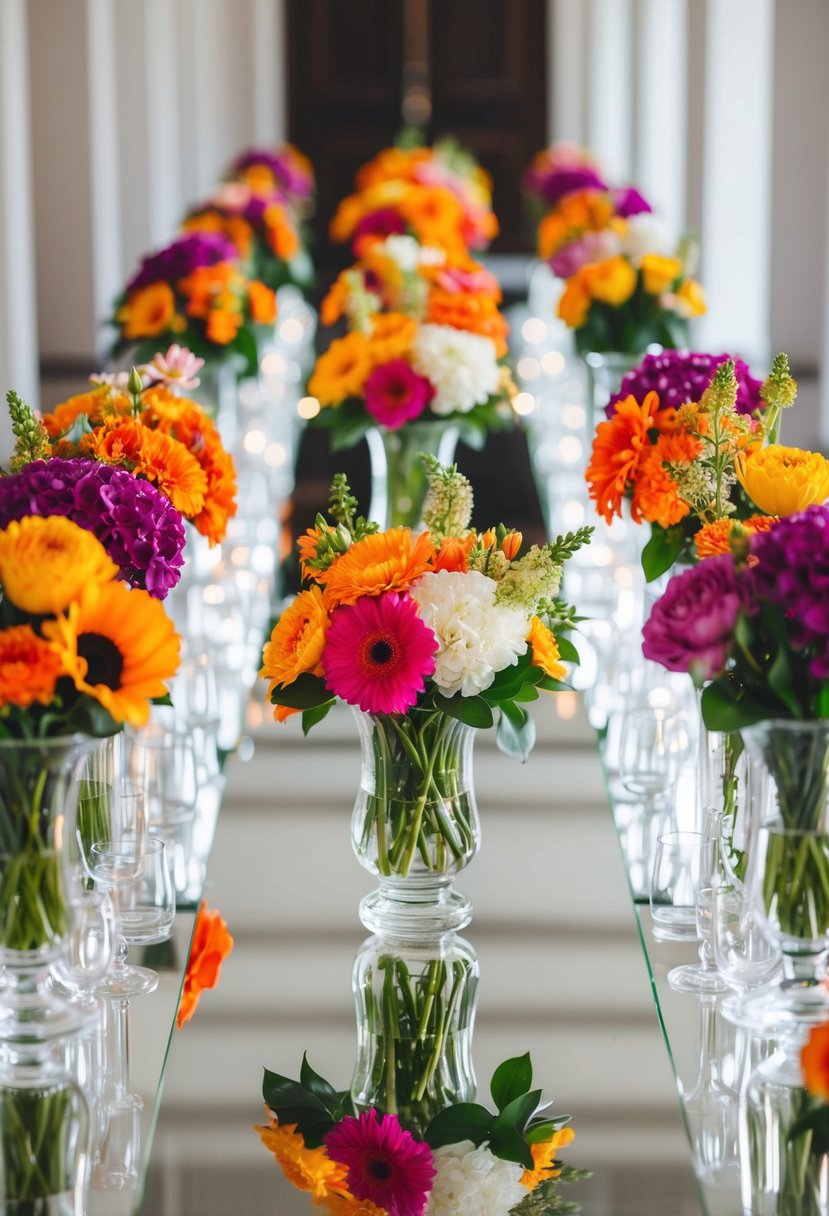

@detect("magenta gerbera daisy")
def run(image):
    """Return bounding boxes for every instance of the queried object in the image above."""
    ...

[363,360,435,429]
[322,592,437,715]
[324,1110,435,1216]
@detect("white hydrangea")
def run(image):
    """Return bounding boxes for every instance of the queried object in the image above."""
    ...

[425,1141,526,1216]
[410,570,529,697]
[620,214,675,266]
[380,234,446,272]
[412,324,500,416]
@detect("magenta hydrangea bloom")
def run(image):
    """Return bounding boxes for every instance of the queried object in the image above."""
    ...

[0,458,185,598]
[322,592,438,715]
[364,360,435,429]
[352,207,409,246]
[642,556,751,681]
[748,505,829,679]
[611,186,653,217]
[230,147,314,202]
[127,232,237,292]
[524,164,607,205]
[324,1109,435,1216]
[608,350,763,418]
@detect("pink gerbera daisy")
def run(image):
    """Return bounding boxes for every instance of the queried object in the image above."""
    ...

[322,592,437,715]
[141,344,205,391]
[324,1110,435,1216]
[363,360,435,429]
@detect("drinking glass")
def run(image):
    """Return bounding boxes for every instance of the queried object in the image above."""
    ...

[650,831,709,942]
[668,810,728,993]
[619,707,691,810]
[125,725,198,829]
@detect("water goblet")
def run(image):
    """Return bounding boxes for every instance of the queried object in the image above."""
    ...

[668,811,729,994]
[650,831,709,942]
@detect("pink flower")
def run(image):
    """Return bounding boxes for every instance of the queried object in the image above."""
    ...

[642,555,751,681]
[322,592,438,715]
[549,230,619,279]
[140,344,205,391]
[89,371,129,389]
[364,360,435,430]
[435,265,500,297]
[324,1109,435,1216]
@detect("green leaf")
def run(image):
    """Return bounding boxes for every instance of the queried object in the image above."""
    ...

[433,693,494,729]
[493,1089,543,1136]
[491,1052,533,1111]
[555,635,580,664]
[424,1103,494,1150]
[230,326,259,379]
[525,1117,571,1144]
[788,1106,829,1156]
[481,652,536,703]
[270,673,331,710]
[299,1053,340,1114]
[496,702,536,763]
[488,1124,535,1169]
[768,645,800,717]
[302,700,335,735]
[514,683,540,703]
[700,681,770,732]
[641,525,682,583]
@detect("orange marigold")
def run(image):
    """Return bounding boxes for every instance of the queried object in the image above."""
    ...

[632,447,691,528]
[176,901,234,1029]
[367,312,417,363]
[694,514,778,559]
[255,1116,349,1202]
[585,391,660,523]
[117,282,180,340]
[0,625,62,709]
[179,263,236,317]
[41,388,120,438]
[321,273,350,327]
[86,418,146,467]
[134,427,208,518]
[260,585,330,696]
[322,528,436,609]
[528,615,566,683]
[206,308,243,344]
[399,184,465,244]
[802,1021,829,1101]
[264,204,300,260]
[248,280,277,325]
[308,333,373,407]
[557,274,591,329]
[521,1126,576,1191]
[426,290,508,357]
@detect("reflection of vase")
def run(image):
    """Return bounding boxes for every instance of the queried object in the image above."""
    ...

[366,424,460,530]
[741,1032,829,1216]
[0,1039,90,1216]
[0,735,93,1040]
[581,351,643,428]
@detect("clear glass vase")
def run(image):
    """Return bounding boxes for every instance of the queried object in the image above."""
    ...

[0,1037,90,1216]
[365,423,460,530]
[580,350,643,427]
[0,735,94,1041]
[741,1032,829,1216]
[351,922,478,1135]
[700,725,753,885]
[351,708,480,930]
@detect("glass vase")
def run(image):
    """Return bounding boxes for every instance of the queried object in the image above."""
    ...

[0,1037,90,1216]
[351,921,478,1136]
[700,725,754,885]
[351,708,479,930]
[580,350,643,428]
[741,1031,829,1216]
[365,423,460,530]
[0,736,94,1041]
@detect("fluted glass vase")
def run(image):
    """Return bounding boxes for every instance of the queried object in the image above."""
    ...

[366,423,460,530]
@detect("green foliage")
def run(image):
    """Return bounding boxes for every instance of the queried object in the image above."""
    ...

[641,525,683,583]
[545,528,594,565]
[6,390,51,472]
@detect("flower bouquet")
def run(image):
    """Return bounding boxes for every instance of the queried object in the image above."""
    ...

[13,356,238,550]
[523,142,609,227]
[330,138,498,258]
[227,142,316,219]
[110,232,277,377]
[586,353,829,581]
[256,1052,586,1215]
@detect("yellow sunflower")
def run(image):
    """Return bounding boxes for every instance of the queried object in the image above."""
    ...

[42,581,180,727]
[0,516,117,615]
[255,1116,349,1203]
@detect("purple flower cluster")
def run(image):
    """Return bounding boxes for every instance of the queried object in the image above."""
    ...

[524,163,607,205]
[230,147,314,202]
[0,458,185,598]
[127,232,237,292]
[610,186,653,218]
[642,555,752,681]
[609,351,764,418]
[749,505,829,679]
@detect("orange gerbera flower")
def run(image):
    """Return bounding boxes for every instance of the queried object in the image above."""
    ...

[433,533,476,573]
[586,391,660,523]
[260,585,330,696]
[41,388,119,438]
[176,901,234,1029]
[367,312,417,363]
[694,514,777,558]
[321,273,351,327]
[117,282,180,340]
[322,1196,388,1216]
[134,427,208,518]
[322,528,436,609]
[401,184,465,240]
[0,625,62,709]
[356,146,421,190]
[248,280,277,325]
[298,524,337,580]
[86,417,145,466]
[803,1022,829,1101]
[308,333,373,407]
[520,1126,576,1191]
[255,1116,349,1202]
[179,262,236,317]
[529,616,566,682]
[426,290,509,357]
[264,204,300,260]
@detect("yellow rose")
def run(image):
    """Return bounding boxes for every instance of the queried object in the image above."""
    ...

[640,253,682,295]
[583,256,637,306]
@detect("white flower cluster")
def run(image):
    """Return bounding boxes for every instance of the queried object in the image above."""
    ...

[494,546,562,615]
[422,462,473,539]
[619,214,675,266]
[425,1140,526,1216]
[412,324,500,416]
[410,570,529,697]
[381,234,446,272]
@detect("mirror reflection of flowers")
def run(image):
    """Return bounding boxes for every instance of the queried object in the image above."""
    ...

[227,143,316,218]
[308,235,517,450]
[586,353,829,580]
[261,457,591,757]
[176,901,234,1030]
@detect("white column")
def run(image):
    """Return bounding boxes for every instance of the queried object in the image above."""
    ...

[585,0,633,181]
[695,0,775,364]
[549,0,586,144]
[85,0,123,362]
[143,0,184,245]
[0,0,38,451]
[634,0,687,236]
[252,0,286,144]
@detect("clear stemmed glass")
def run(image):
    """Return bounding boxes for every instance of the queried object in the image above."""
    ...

[650,831,709,942]
[668,811,729,994]
[712,881,781,1009]
[124,725,199,830]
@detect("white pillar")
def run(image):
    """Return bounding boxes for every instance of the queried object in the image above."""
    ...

[695,0,775,364]
[634,0,687,236]
[585,0,633,181]
[549,0,586,144]
[252,0,286,144]
[143,0,184,246]
[0,0,38,452]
